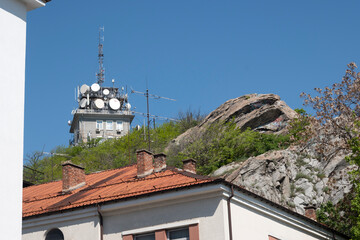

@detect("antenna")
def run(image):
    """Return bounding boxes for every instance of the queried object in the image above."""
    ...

[131,87,176,151]
[96,26,105,86]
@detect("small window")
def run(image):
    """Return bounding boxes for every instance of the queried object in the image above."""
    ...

[45,228,64,240]
[116,121,124,131]
[135,233,155,240]
[96,120,103,130]
[106,120,113,130]
[168,228,189,240]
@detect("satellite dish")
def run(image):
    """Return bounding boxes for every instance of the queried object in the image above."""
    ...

[109,98,121,110]
[80,84,90,94]
[67,120,71,126]
[91,83,100,92]
[125,103,131,110]
[103,89,110,95]
[94,98,104,109]
[79,98,87,108]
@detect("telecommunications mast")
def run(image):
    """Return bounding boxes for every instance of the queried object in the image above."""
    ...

[96,26,105,86]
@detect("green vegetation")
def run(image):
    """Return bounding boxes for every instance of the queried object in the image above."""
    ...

[295,172,312,181]
[24,111,290,183]
[170,121,290,175]
[317,195,355,237]
[302,63,360,238]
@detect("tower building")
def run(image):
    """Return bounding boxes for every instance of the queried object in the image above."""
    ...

[69,29,134,145]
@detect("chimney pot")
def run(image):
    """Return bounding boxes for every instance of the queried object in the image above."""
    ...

[304,205,317,221]
[154,153,167,172]
[62,161,85,192]
[136,149,154,178]
[182,159,197,174]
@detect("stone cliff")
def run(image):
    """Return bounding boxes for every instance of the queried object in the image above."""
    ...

[169,93,354,215]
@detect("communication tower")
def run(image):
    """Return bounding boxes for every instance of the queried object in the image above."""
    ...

[69,28,134,145]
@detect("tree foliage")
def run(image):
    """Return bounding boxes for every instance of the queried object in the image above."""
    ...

[174,121,290,175]
[300,63,360,238]
[24,108,290,183]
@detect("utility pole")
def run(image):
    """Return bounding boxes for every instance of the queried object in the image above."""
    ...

[131,88,176,151]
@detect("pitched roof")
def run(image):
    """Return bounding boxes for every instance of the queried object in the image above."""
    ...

[22,165,215,219]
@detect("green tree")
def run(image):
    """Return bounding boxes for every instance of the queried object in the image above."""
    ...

[302,63,360,238]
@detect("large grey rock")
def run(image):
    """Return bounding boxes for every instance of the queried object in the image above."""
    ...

[167,94,297,150]
[214,147,354,215]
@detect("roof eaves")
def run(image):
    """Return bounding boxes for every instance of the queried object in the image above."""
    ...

[23,179,221,220]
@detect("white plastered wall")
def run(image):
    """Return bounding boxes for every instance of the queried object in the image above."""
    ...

[22,208,100,240]
[103,193,227,240]
[229,188,347,240]
[0,0,44,239]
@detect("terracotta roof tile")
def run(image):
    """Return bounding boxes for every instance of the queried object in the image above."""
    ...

[23,165,215,218]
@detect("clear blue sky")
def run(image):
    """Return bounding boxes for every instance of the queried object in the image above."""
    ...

[24,0,360,159]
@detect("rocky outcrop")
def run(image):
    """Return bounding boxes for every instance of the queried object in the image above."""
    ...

[213,147,355,214]
[168,93,354,215]
[168,94,297,150]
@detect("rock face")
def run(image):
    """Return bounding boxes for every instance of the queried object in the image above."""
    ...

[168,93,354,215]
[168,94,297,150]
[213,147,355,214]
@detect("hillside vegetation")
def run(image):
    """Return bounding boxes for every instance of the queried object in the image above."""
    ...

[24,111,290,184]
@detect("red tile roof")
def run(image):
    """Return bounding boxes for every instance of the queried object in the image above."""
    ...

[23,165,215,218]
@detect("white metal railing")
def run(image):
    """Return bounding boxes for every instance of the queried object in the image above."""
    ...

[71,109,133,115]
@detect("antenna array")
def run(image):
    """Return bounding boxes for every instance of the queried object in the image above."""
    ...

[131,88,176,151]
[97,26,105,86]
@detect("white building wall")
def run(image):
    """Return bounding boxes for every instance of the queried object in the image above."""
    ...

[103,194,227,240]
[229,189,347,240]
[0,0,45,239]
[22,208,100,240]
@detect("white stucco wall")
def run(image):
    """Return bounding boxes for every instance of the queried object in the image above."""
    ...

[228,188,347,240]
[0,0,45,239]
[103,190,227,240]
[22,208,100,240]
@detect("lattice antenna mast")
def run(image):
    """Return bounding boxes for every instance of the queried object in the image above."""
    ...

[96,26,105,86]
[131,88,176,151]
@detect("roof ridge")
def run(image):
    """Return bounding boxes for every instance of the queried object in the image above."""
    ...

[24,171,179,203]
[23,164,138,189]
[87,164,136,175]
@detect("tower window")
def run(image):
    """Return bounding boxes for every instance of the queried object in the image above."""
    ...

[96,120,103,130]
[116,121,123,131]
[106,120,113,130]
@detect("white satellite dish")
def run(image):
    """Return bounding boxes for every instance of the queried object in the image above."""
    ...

[94,98,104,109]
[109,98,121,110]
[103,89,110,95]
[79,98,87,108]
[80,84,90,94]
[91,83,101,92]
[125,103,131,110]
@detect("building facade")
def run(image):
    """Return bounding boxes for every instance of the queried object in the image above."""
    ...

[22,150,348,240]
[0,0,48,239]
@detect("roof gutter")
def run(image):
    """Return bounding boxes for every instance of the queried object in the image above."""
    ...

[227,185,234,240]
[97,205,104,240]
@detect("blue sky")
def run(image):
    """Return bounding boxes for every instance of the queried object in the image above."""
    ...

[24,0,360,158]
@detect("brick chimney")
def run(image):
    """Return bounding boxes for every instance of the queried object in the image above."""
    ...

[182,159,197,174]
[137,149,154,178]
[304,205,317,221]
[154,153,167,172]
[62,161,85,192]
